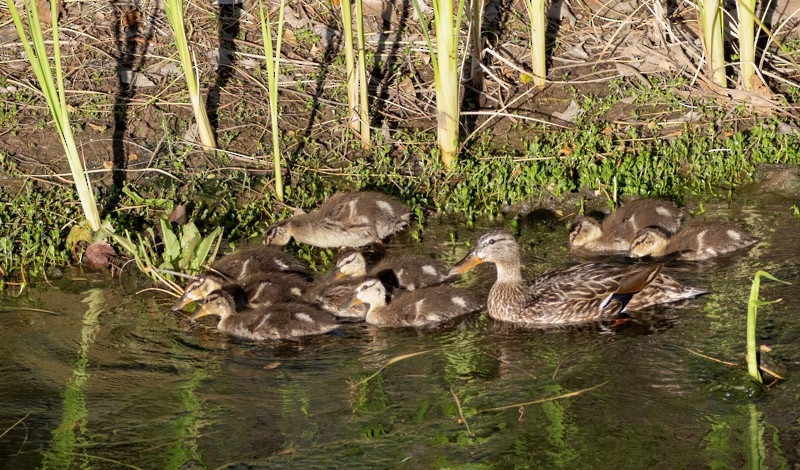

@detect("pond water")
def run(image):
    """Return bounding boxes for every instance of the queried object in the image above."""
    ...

[2,190,799,469]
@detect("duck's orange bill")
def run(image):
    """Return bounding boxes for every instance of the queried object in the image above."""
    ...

[448,252,484,276]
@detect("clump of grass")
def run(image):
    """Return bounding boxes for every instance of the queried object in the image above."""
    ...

[7,0,102,231]
[745,271,789,384]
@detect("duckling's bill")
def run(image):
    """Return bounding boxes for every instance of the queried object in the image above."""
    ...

[448,252,484,276]
[339,295,364,311]
[190,304,214,320]
[171,293,193,312]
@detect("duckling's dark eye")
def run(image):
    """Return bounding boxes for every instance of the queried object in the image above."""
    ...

[488,239,496,245]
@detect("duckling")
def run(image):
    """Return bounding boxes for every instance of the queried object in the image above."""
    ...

[342,279,479,327]
[569,199,683,252]
[264,191,411,249]
[222,273,309,309]
[171,245,312,311]
[628,221,756,261]
[334,251,451,291]
[190,290,338,341]
[450,230,704,325]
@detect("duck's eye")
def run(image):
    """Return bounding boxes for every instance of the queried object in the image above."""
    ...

[488,239,496,245]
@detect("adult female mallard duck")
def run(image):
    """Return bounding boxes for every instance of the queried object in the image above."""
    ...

[172,245,311,311]
[569,199,683,252]
[628,221,756,261]
[341,279,479,327]
[264,191,411,249]
[450,230,705,325]
[190,290,339,341]
[333,251,450,291]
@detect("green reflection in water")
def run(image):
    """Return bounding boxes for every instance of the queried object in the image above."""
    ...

[747,404,765,470]
[165,367,208,470]
[541,385,578,469]
[40,288,104,470]
[278,372,319,450]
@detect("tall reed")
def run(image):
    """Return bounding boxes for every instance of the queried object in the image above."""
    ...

[745,271,788,383]
[354,0,371,148]
[258,0,286,201]
[412,0,466,169]
[697,0,727,87]
[736,0,757,90]
[522,0,546,87]
[8,0,102,231]
[164,0,217,150]
[340,0,359,134]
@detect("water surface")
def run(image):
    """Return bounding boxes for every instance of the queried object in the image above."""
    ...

[1,193,799,469]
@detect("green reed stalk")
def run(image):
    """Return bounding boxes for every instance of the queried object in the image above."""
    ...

[258,0,286,201]
[698,0,727,87]
[523,0,546,87]
[354,0,371,148]
[164,0,216,150]
[340,0,359,134]
[7,0,102,232]
[746,271,788,383]
[412,0,466,169]
[736,0,757,90]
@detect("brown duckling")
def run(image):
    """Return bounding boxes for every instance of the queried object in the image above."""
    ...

[334,251,451,291]
[628,221,756,261]
[450,230,705,325]
[264,191,411,249]
[222,273,309,309]
[190,290,338,341]
[172,245,312,311]
[569,199,683,252]
[342,279,479,327]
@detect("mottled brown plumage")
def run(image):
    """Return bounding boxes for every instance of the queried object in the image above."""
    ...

[569,199,683,253]
[190,290,338,341]
[629,221,756,260]
[264,191,411,249]
[172,245,311,311]
[334,251,450,291]
[342,279,479,327]
[451,230,705,325]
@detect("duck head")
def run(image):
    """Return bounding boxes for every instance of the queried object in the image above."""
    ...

[172,273,226,311]
[264,220,293,246]
[448,230,521,276]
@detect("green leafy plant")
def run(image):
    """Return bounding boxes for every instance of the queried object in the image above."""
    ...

[745,271,789,383]
[105,218,223,293]
[7,0,102,231]
[258,0,287,201]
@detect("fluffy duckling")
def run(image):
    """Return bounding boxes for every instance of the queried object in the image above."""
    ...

[190,290,338,341]
[569,199,683,252]
[264,191,411,249]
[334,251,450,291]
[172,246,311,311]
[342,279,479,327]
[221,274,309,309]
[629,221,756,261]
[450,230,704,325]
